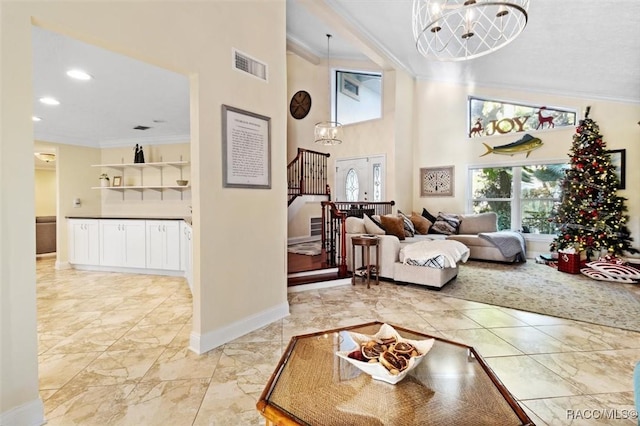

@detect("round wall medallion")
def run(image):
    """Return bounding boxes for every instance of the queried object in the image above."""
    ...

[289,90,312,120]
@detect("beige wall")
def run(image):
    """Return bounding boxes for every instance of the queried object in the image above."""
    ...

[288,200,323,240]
[286,54,402,236]
[286,52,400,204]
[56,143,102,261]
[1,2,288,423]
[34,169,56,216]
[413,80,640,250]
[392,70,416,212]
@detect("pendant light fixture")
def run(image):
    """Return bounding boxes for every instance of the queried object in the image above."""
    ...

[314,34,343,145]
[412,0,529,61]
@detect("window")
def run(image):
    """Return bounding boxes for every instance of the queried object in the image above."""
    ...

[335,70,382,126]
[469,163,568,234]
[468,97,576,138]
[372,163,381,202]
[345,168,359,202]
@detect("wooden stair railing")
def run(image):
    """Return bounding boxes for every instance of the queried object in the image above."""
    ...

[287,148,330,205]
[321,201,396,278]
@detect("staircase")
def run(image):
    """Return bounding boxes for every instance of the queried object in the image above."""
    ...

[287,148,331,205]
[287,148,336,287]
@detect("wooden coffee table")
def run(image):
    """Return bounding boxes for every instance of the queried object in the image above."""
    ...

[257,322,532,425]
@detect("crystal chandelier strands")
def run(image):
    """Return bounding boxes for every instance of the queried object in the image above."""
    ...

[314,34,343,145]
[412,0,529,61]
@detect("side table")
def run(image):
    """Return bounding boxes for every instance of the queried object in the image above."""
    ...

[351,235,379,289]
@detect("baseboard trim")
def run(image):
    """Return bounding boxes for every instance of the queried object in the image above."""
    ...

[0,397,45,426]
[36,252,56,259]
[189,302,290,354]
[69,264,184,276]
[287,278,351,293]
[55,260,71,270]
[288,267,338,278]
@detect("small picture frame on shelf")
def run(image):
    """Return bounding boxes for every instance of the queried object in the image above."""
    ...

[112,176,122,187]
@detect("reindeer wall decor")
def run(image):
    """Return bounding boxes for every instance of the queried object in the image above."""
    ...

[469,118,484,137]
[536,106,555,130]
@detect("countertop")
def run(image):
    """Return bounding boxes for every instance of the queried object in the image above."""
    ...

[66,215,192,225]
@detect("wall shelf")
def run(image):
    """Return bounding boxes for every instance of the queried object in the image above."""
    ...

[92,159,190,199]
[91,160,189,169]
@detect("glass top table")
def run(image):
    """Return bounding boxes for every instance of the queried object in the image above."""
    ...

[257,322,532,425]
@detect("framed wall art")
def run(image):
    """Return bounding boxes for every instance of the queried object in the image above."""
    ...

[112,176,122,187]
[420,166,454,197]
[222,104,271,189]
[607,149,626,189]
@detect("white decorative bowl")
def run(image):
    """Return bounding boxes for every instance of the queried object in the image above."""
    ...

[335,323,435,385]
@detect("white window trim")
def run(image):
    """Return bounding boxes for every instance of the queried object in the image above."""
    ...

[467,158,567,235]
[333,69,383,124]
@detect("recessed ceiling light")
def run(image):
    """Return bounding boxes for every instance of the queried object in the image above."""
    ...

[39,97,60,106]
[66,69,92,80]
[32,116,42,122]
[34,152,56,163]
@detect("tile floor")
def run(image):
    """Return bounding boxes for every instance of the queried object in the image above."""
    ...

[36,258,640,425]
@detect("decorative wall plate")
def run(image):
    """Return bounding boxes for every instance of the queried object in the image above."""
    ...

[289,90,312,120]
[420,166,454,197]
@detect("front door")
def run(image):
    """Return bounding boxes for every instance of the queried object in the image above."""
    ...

[335,156,385,202]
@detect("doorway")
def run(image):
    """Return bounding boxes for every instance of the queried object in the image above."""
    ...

[334,155,385,202]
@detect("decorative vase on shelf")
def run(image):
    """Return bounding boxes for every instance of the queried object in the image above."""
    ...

[99,174,110,187]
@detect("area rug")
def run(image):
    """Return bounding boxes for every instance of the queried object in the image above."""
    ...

[439,260,640,332]
[288,241,322,256]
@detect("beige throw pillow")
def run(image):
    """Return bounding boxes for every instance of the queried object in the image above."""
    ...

[363,214,385,235]
[345,216,366,234]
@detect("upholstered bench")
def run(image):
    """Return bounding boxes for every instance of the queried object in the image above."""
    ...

[393,262,459,289]
[393,239,470,289]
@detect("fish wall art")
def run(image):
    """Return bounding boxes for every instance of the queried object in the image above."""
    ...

[481,133,543,158]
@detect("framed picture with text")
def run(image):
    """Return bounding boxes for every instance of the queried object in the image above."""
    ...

[222,105,271,189]
[420,166,454,197]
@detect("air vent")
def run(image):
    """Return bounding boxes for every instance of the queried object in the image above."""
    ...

[133,125,151,130]
[310,217,322,237]
[233,49,267,81]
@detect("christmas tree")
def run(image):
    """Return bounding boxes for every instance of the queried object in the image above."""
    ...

[550,107,637,258]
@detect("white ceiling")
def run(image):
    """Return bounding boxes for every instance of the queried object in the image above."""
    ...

[287,0,640,102]
[32,26,190,150]
[32,1,640,154]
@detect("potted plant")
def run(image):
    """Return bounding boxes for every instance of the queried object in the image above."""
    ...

[99,173,110,187]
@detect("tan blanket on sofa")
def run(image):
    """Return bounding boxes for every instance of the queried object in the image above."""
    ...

[399,240,470,267]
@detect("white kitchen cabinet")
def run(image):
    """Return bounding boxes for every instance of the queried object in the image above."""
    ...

[180,221,193,292]
[146,220,181,271]
[99,220,146,268]
[68,219,100,265]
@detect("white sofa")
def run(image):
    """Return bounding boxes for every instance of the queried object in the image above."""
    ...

[446,212,524,263]
[344,212,524,288]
